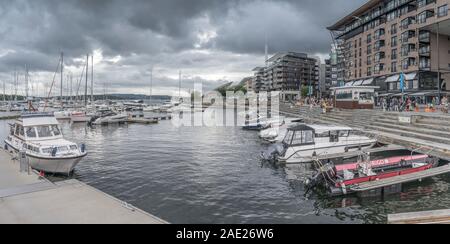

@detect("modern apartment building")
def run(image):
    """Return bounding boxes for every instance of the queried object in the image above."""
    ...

[329,0,450,102]
[251,52,319,101]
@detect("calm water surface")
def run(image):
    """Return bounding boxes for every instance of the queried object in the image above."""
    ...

[1,114,450,224]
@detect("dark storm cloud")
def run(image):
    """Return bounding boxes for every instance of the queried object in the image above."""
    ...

[0,0,366,94]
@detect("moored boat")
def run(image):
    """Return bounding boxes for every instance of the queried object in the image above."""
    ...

[4,112,87,175]
[261,124,377,163]
[306,153,439,196]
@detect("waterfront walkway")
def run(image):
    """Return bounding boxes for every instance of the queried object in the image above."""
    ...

[0,150,167,224]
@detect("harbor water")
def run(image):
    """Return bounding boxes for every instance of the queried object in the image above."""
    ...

[1,114,450,224]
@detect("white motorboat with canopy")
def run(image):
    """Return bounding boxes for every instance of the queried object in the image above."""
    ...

[262,124,376,163]
[4,113,87,175]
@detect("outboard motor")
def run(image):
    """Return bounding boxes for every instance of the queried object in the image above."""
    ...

[260,142,286,163]
[80,144,86,153]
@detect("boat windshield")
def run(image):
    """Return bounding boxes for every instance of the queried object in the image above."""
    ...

[283,131,294,145]
[25,127,37,138]
[291,130,314,145]
[36,125,61,138]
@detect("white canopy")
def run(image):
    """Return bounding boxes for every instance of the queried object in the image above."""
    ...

[404,72,417,80]
[386,74,400,82]
[362,78,374,85]
[352,80,364,86]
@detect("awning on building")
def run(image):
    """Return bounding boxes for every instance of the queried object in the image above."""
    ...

[352,79,364,86]
[404,72,417,80]
[386,74,400,82]
[377,93,393,97]
[362,78,374,85]
[392,93,409,97]
[409,92,431,96]
[344,81,354,86]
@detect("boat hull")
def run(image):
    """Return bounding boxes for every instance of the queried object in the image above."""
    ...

[28,154,86,175]
[279,142,376,164]
[5,141,87,175]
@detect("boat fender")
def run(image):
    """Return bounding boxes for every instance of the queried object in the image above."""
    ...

[51,147,58,157]
[81,144,86,153]
[341,183,347,195]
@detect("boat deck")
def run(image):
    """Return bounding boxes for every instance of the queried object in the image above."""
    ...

[0,150,167,224]
[350,164,450,192]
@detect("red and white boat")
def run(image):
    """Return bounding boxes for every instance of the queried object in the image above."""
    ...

[307,154,439,196]
[70,111,91,123]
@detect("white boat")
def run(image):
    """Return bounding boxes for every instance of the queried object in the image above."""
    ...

[92,112,128,125]
[70,111,91,123]
[259,118,304,142]
[4,113,87,174]
[243,116,284,131]
[262,124,377,163]
[54,111,71,120]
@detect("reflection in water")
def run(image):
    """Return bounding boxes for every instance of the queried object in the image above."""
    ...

[1,115,450,224]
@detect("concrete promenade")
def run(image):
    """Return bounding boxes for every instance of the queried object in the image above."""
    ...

[0,150,167,224]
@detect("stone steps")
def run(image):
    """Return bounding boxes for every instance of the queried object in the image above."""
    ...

[365,124,450,145]
[371,121,450,139]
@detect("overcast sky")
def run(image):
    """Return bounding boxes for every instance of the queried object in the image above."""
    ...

[0,0,366,97]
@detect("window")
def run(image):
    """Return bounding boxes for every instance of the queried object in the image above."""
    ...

[367,56,372,65]
[291,130,314,145]
[330,131,339,143]
[392,49,397,60]
[51,125,61,136]
[367,34,372,43]
[391,61,397,73]
[26,127,37,138]
[283,131,293,145]
[391,36,397,47]
[391,24,397,35]
[339,131,349,137]
[37,126,53,138]
[19,126,24,137]
[438,5,448,17]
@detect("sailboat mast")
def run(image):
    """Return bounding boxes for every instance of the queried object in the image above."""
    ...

[85,54,89,107]
[91,54,94,102]
[60,52,64,102]
[179,70,181,98]
[150,67,153,105]
[25,65,29,99]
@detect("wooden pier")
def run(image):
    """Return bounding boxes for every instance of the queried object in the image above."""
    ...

[388,209,450,224]
[0,150,167,224]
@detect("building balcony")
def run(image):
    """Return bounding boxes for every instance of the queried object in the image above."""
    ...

[419,45,431,56]
[419,31,430,43]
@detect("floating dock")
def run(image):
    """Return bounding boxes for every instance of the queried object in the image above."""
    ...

[127,118,159,124]
[0,112,20,120]
[348,164,450,196]
[388,209,450,224]
[0,150,167,224]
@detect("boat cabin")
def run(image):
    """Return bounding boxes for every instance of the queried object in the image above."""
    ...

[11,113,63,141]
[283,124,354,146]
[331,86,379,109]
